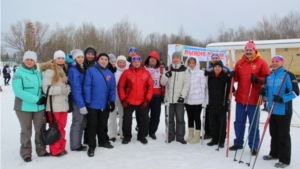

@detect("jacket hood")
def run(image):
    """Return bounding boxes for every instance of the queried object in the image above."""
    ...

[144,51,160,68]
[84,46,97,66]
[184,56,200,70]
[39,61,68,83]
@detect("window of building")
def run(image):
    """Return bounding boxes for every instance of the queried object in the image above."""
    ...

[284,48,288,52]
[262,49,265,53]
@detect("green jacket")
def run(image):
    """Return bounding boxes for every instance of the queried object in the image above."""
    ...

[12,65,45,112]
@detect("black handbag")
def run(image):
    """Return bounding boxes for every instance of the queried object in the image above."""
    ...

[39,86,62,146]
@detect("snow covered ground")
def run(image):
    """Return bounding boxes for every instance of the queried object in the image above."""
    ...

[1,83,299,169]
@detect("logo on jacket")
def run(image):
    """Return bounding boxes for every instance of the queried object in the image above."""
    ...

[252,65,256,69]
[280,76,284,79]
[106,75,111,81]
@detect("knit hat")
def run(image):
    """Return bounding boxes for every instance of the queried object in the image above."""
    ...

[272,55,284,64]
[86,48,96,55]
[213,61,223,68]
[244,40,256,51]
[131,55,142,62]
[96,53,109,61]
[211,53,220,58]
[54,50,66,60]
[117,55,127,62]
[23,51,37,63]
[71,49,84,60]
[128,47,137,54]
[172,51,181,59]
[108,54,117,62]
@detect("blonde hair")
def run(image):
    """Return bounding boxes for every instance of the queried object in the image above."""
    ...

[51,60,68,83]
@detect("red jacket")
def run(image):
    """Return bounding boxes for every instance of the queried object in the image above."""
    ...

[234,52,270,105]
[118,65,154,105]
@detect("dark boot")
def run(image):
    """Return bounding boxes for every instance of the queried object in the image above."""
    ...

[24,157,31,162]
[87,147,95,157]
[98,142,114,149]
[229,145,243,150]
[149,134,157,140]
[122,137,131,144]
[207,139,218,146]
[137,137,148,144]
[71,145,87,151]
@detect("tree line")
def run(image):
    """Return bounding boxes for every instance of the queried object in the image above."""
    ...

[1,11,300,64]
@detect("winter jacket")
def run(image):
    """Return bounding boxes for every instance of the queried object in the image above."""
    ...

[84,63,116,109]
[207,68,231,113]
[40,62,70,112]
[184,56,208,105]
[115,62,129,101]
[68,64,85,109]
[234,52,270,105]
[118,65,154,105]
[160,63,191,104]
[83,46,97,69]
[12,65,45,112]
[144,51,163,97]
[2,65,11,78]
[264,66,298,115]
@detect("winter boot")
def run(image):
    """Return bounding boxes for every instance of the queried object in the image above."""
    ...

[186,128,194,142]
[189,130,200,144]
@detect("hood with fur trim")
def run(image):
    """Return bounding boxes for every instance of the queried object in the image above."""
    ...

[39,61,68,83]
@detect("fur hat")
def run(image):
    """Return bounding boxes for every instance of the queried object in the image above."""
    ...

[244,40,256,51]
[23,51,37,63]
[71,49,84,61]
[54,50,66,60]
[108,54,117,62]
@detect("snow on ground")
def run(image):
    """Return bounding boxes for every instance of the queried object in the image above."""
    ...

[1,82,299,169]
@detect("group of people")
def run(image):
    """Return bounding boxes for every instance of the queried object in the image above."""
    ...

[11,41,298,168]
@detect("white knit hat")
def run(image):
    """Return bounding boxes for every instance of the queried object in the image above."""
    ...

[53,50,66,60]
[117,55,127,62]
[23,51,37,63]
[71,49,84,60]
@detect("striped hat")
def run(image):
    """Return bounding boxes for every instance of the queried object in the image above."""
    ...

[272,55,284,63]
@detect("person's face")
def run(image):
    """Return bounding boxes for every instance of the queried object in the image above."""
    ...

[24,59,35,68]
[214,65,222,74]
[55,57,65,65]
[117,60,126,69]
[188,59,196,69]
[149,57,157,66]
[110,61,116,67]
[271,59,283,70]
[86,52,95,61]
[245,49,255,58]
[75,56,84,65]
[132,60,141,68]
[129,51,137,57]
[98,56,108,68]
[172,57,181,64]
[211,57,220,64]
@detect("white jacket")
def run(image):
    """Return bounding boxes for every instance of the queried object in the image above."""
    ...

[114,63,129,101]
[184,56,208,105]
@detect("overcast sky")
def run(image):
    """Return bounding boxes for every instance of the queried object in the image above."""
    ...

[1,0,300,42]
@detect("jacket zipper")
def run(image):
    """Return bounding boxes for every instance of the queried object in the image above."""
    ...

[35,71,41,112]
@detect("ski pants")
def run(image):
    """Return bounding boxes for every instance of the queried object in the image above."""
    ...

[169,103,185,141]
[70,104,87,150]
[148,96,162,135]
[209,110,227,143]
[108,100,124,138]
[233,102,260,150]
[204,105,211,136]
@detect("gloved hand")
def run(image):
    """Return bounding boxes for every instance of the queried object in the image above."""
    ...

[140,100,148,109]
[259,88,266,96]
[61,85,71,95]
[79,107,88,115]
[37,97,46,105]
[204,70,209,76]
[202,103,207,108]
[273,95,283,103]
[228,71,235,78]
[110,102,115,112]
[251,74,259,84]
[165,71,172,77]
[121,101,129,108]
[177,97,184,103]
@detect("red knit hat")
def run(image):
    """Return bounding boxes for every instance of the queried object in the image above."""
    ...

[244,40,256,51]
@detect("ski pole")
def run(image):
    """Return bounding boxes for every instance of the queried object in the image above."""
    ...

[226,76,235,157]
[293,109,300,118]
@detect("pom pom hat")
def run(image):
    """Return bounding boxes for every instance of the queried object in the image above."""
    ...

[244,40,256,51]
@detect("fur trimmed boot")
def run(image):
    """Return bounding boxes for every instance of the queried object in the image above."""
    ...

[189,130,200,144]
[186,128,194,142]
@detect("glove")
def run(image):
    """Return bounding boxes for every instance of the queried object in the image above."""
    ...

[228,71,235,78]
[259,88,266,96]
[140,100,148,109]
[121,101,129,108]
[61,85,71,95]
[251,74,259,84]
[204,70,209,76]
[37,97,46,105]
[79,107,88,115]
[273,95,283,103]
[165,71,172,77]
[110,102,115,112]
[177,97,184,103]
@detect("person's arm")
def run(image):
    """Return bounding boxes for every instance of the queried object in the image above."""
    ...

[180,69,191,98]
[287,71,299,96]
[118,71,127,101]
[109,73,116,102]
[280,74,297,103]
[68,69,85,108]
[83,69,92,104]
[12,73,39,103]
[145,72,154,102]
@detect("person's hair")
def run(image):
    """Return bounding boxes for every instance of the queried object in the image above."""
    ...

[51,60,68,83]
[188,58,196,64]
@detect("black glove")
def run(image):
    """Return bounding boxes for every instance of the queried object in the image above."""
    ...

[273,95,283,103]
[228,71,235,78]
[251,74,259,84]
[37,97,46,105]
[165,71,172,77]
[177,97,184,103]
[110,102,115,112]
[259,88,266,96]
[204,70,209,76]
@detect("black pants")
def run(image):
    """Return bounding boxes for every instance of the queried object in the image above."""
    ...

[86,108,109,148]
[123,104,149,138]
[269,114,292,165]
[204,106,210,136]
[209,110,227,143]
[4,74,11,85]
[185,104,202,130]
[149,96,162,135]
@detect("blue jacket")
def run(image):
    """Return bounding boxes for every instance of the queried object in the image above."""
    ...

[68,64,85,108]
[265,66,297,115]
[83,63,116,110]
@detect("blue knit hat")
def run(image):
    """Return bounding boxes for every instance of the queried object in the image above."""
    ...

[131,55,142,62]
[211,53,220,58]
[128,47,137,54]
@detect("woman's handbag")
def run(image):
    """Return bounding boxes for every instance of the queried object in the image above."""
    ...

[39,86,61,146]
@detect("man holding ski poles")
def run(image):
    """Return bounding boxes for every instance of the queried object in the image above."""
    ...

[259,55,299,168]
[229,40,270,155]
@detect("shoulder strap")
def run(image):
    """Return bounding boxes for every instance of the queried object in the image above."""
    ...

[95,66,110,101]
[43,86,55,120]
